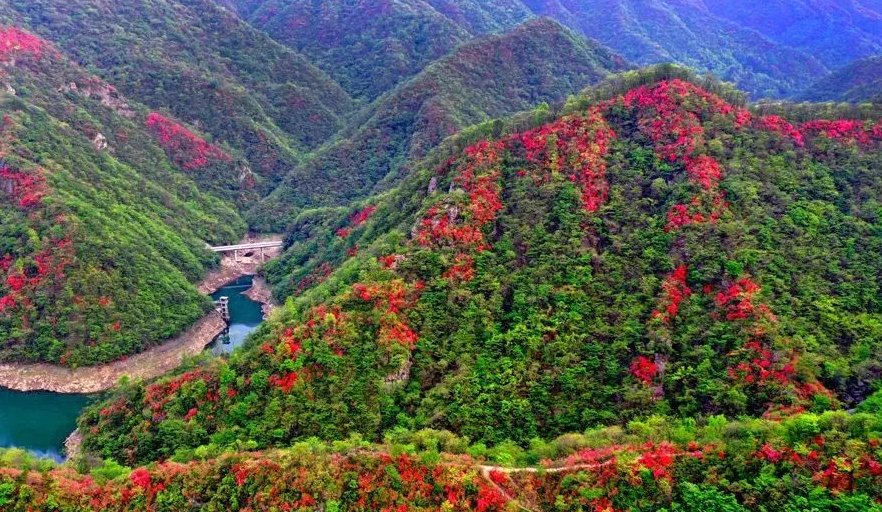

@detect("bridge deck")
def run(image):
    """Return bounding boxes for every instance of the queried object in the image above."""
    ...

[209,241,283,252]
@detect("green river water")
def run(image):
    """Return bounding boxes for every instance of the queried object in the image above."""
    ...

[0,275,263,460]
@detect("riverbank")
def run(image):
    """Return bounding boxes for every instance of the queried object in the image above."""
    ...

[244,275,276,319]
[0,235,283,394]
[0,313,227,393]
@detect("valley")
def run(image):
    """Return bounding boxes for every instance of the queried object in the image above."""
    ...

[1,2,882,511]
[0,271,265,460]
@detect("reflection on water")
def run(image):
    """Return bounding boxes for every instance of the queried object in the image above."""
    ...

[210,275,264,355]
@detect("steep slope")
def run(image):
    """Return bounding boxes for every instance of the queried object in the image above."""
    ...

[520,0,828,98]
[702,0,882,69]
[421,0,533,34]
[799,55,882,103]
[0,28,247,366]
[233,0,474,101]
[79,69,882,466]
[0,0,356,186]
[225,0,828,100]
[6,411,882,511]
[251,18,630,231]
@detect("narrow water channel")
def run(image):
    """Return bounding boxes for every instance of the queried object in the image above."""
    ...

[209,275,264,355]
[0,275,264,459]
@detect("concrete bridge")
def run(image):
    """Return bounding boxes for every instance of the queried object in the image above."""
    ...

[208,240,283,262]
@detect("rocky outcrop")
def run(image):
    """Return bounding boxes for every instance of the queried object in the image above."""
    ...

[244,276,276,319]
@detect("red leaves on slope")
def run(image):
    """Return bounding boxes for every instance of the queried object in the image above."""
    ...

[713,278,774,322]
[0,27,48,63]
[1,166,47,209]
[145,113,231,170]
[517,107,617,213]
[755,115,805,146]
[651,265,692,323]
[337,205,377,240]
[352,280,419,349]
[800,119,880,146]
[129,468,151,489]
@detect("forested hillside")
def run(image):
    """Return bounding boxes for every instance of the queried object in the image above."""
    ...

[702,0,882,69]
[0,0,356,188]
[6,410,882,511]
[251,18,630,231]
[800,56,882,103]
[78,70,882,475]
[223,0,834,99]
[0,0,879,507]
[519,0,828,99]
[0,27,246,366]
[227,0,475,100]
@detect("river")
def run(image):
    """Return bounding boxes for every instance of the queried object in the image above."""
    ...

[0,276,264,459]
[209,275,264,354]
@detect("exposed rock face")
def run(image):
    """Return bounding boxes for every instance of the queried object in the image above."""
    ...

[244,276,276,319]
[91,132,107,151]
[64,78,134,118]
[64,429,83,460]
[384,357,413,388]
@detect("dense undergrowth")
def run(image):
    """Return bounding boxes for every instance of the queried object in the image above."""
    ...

[0,27,245,365]
[78,70,882,472]
[5,409,882,510]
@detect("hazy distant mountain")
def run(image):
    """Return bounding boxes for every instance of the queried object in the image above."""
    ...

[799,55,882,103]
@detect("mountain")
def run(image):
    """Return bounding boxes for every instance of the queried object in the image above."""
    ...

[0,27,246,366]
[422,0,533,34]
[226,0,475,101]
[799,55,882,103]
[250,18,630,232]
[519,0,829,99]
[702,0,882,69]
[0,0,356,187]
[78,70,882,470]
[225,0,831,100]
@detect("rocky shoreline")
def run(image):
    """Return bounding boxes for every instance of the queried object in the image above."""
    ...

[0,313,227,393]
[0,235,282,394]
[244,275,276,319]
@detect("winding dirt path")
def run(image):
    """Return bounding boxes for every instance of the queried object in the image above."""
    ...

[0,235,282,394]
[477,460,614,512]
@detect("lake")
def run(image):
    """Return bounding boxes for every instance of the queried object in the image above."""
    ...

[0,275,264,458]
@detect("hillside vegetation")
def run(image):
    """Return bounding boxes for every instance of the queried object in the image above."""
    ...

[5,410,882,511]
[251,18,630,231]
[79,70,882,470]
[702,0,882,69]
[225,0,833,99]
[0,0,356,189]
[0,28,246,366]
[799,56,882,104]
[230,0,474,100]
